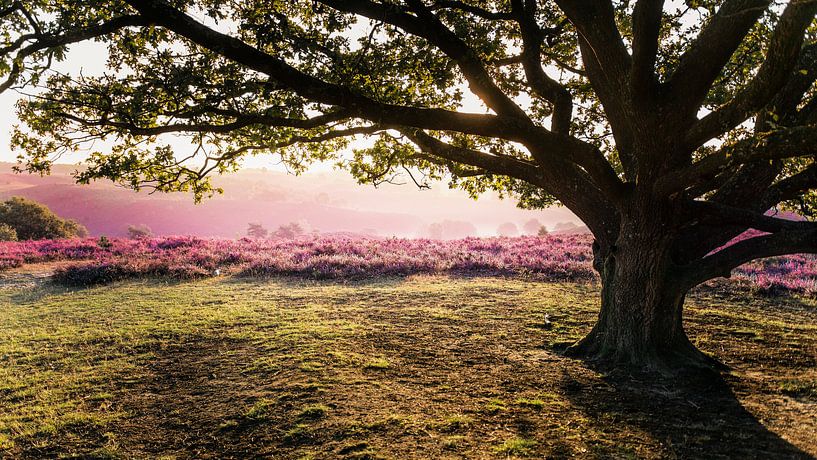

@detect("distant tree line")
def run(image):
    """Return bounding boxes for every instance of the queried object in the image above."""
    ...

[247,222,305,240]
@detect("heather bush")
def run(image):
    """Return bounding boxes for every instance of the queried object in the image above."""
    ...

[0,234,814,295]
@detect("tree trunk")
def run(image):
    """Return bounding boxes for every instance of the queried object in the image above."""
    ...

[566,223,720,374]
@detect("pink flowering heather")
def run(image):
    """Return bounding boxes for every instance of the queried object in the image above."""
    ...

[707,229,817,296]
[1,234,814,295]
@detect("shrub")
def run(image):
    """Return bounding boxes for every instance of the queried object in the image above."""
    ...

[0,197,88,240]
[98,236,113,249]
[127,224,153,239]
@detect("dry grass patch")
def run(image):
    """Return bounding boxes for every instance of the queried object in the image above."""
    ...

[0,275,814,458]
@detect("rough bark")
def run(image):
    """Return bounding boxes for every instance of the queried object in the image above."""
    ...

[566,211,721,374]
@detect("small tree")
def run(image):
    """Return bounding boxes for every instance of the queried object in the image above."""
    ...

[0,197,88,240]
[553,222,579,233]
[273,222,304,239]
[537,226,549,237]
[127,224,153,239]
[425,220,477,239]
[247,223,268,239]
[522,218,543,235]
[426,223,444,239]
[0,223,17,241]
[497,222,520,237]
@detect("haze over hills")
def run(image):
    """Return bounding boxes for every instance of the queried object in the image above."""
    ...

[0,162,583,238]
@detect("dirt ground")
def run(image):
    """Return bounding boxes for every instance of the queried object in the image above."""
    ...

[0,270,815,459]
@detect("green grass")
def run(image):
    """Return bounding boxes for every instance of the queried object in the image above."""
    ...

[494,437,538,456]
[297,404,329,420]
[0,274,815,458]
[362,358,391,370]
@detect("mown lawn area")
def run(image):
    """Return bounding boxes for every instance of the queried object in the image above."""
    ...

[1,267,816,459]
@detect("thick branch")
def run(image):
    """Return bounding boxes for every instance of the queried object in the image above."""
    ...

[763,164,817,207]
[400,128,545,186]
[684,0,817,149]
[630,0,664,100]
[555,0,634,177]
[686,200,812,233]
[666,0,771,120]
[685,224,817,287]
[656,125,817,196]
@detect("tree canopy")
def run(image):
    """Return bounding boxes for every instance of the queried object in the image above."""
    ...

[2,0,817,369]
[0,196,88,240]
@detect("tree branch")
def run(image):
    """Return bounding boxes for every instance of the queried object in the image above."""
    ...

[512,0,573,134]
[763,163,817,207]
[51,109,353,136]
[317,0,529,120]
[684,0,817,150]
[630,0,664,101]
[555,0,634,177]
[685,199,812,233]
[429,1,514,20]
[665,0,771,121]
[400,128,545,186]
[684,224,817,287]
[0,15,153,93]
[656,125,817,196]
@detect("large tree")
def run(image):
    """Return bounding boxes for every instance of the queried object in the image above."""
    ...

[2,0,816,372]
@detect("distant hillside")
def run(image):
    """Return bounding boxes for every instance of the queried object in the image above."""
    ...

[0,163,582,237]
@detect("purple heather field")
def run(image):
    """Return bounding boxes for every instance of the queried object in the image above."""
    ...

[1,234,815,296]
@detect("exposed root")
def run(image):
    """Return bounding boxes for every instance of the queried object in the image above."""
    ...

[563,330,727,379]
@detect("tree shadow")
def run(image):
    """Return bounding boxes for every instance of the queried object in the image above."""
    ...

[558,369,812,459]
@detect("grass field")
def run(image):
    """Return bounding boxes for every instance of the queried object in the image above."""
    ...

[1,265,816,459]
